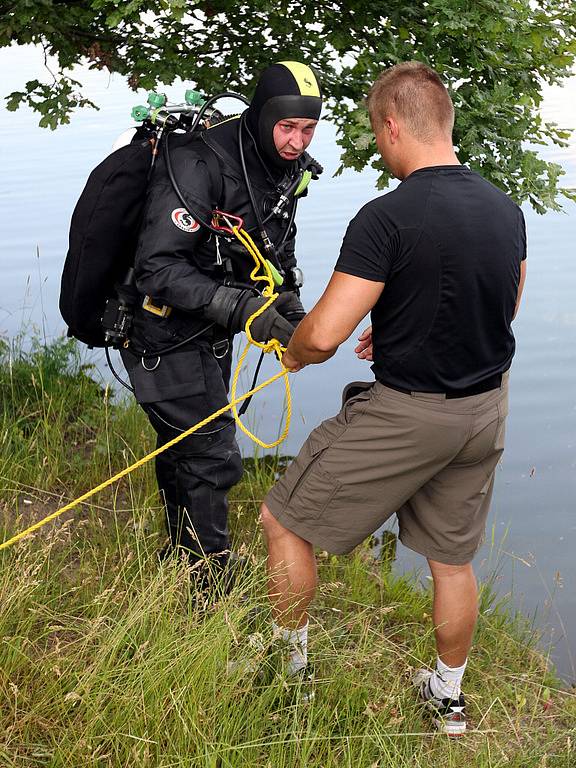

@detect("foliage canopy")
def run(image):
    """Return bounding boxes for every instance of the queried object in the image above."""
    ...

[2,0,576,211]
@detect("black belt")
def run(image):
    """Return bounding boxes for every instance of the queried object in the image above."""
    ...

[380,373,502,399]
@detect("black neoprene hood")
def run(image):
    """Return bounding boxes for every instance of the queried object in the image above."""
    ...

[245,61,322,168]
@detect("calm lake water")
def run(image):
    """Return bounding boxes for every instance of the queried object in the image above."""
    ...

[2,46,575,683]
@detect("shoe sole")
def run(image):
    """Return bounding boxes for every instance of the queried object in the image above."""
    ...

[433,716,466,736]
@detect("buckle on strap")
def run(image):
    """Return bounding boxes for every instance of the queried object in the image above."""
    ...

[142,295,172,317]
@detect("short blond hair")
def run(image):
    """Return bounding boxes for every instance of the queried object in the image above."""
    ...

[367,62,454,142]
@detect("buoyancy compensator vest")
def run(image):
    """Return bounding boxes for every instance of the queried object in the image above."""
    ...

[59,90,245,348]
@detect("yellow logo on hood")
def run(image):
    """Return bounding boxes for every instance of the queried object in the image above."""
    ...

[279,61,321,97]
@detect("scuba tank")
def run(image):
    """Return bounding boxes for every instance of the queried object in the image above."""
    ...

[59,89,242,349]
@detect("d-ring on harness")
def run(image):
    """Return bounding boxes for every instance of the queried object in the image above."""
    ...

[141,355,161,371]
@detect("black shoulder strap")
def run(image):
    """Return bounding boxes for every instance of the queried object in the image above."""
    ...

[202,141,223,207]
[162,131,224,229]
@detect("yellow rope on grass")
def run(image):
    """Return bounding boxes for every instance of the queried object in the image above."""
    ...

[0,223,293,551]
[0,368,287,552]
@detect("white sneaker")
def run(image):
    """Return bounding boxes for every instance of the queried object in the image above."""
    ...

[413,668,467,736]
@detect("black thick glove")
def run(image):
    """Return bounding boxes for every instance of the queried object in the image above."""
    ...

[204,286,296,347]
[274,291,306,327]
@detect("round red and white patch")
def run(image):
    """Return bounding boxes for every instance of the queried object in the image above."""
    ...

[171,208,200,233]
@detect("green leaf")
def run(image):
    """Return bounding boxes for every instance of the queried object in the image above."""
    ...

[550,54,573,68]
[530,31,543,51]
[355,133,374,151]
[5,91,26,111]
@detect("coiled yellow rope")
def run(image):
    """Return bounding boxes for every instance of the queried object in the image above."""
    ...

[229,225,291,449]
[0,225,291,551]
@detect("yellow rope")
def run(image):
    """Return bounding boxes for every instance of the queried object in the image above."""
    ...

[228,226,291,449]
[0,370,287,552]
[0,225,292,551]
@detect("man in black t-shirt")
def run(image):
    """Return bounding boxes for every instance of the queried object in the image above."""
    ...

[258,62,526,734]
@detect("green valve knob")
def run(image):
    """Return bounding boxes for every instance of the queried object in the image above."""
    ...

[147,92,166,108]
[185,89,205,106]
[131,105,149,122]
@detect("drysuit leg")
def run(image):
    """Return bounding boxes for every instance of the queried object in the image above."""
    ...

[144,344,243,563]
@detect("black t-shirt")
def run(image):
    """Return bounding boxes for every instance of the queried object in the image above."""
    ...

[335,165,526,392]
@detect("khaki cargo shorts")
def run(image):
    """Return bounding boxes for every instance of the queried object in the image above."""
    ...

[264,375,509,565]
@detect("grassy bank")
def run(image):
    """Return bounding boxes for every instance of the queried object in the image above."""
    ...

[1,337,574,767]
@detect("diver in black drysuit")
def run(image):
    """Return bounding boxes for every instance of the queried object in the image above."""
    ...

[120,62,322,579]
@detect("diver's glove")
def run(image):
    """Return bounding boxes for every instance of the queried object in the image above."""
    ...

[275,291,306,327]
[204,286,296,346]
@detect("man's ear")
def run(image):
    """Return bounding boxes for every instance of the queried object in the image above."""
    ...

[386,117,400,143]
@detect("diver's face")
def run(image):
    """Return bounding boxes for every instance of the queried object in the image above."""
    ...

[273,117,318,161]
